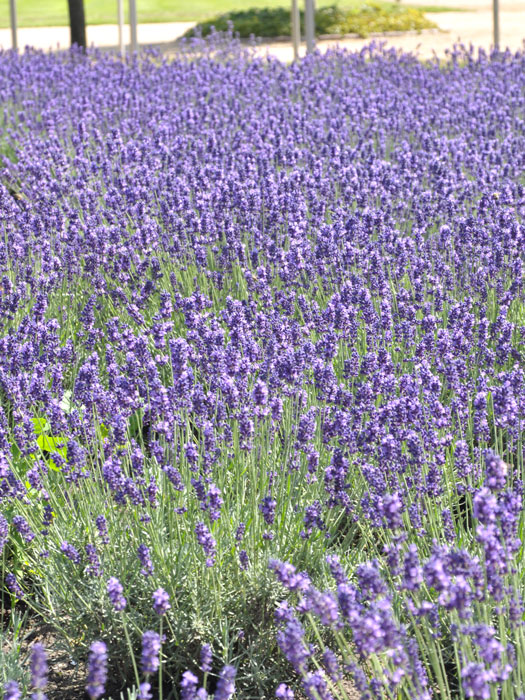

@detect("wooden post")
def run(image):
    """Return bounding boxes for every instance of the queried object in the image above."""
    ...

[493,0,500,49]
[9,0,17,51]
[117,0,125,56]
[305,0,315,54]
[129,0,138,53]
[291,0,300,60]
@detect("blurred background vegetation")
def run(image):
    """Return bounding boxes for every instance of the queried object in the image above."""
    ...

[0,0,457,27]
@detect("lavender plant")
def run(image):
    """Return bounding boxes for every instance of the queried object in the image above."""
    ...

[0,37,524,699]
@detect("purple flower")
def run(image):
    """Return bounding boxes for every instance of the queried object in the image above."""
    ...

[304,588,340,628]
[302,670,334,700]
[0,514,8,555]
[277,617,312,674]
[141,630,162,675]
[402,544,423,591]
[30,643,48,697]
[152,587,171,616]
[326,555,347,585]
[138,682,153,700]
[96,515,110,544]
[214,665,237,700]
[461,662,493,699]
[181,670,199,700]
[259,496,277,526]
[195,522,216,567]
[356,561,387,601]
[239,549,249,570]
[379,492,404,530]
[253,379,268,406]
[86,641,108,700]
[12,515,35,543]
[107,577,126,611]
[137,544,154,577]
[473,488,498,524]
[322,648,342,682]
[200,643,212,673]
[483,449,508,491]
[275,683,294,699]
[5,572,24,599]
[235,522,246,543]
[60,541,81,564]
[85,544,102,577]
[269,559,310,592]
[3,681,22,700]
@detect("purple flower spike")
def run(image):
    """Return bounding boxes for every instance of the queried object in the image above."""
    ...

[0,514,8,555]
[275,683,295,699]
[3,681,22,700]
[269,559,311,592]
[60,541,81,564]
[200,643,213,673]
[195,522,216,567]
[107,577,126,611]
[141,630,162,675]
[138,682,153,700]
[181,670,201,700]
[461,662,492,699]
[152,587,171,616]
[483,449,508,491]
[214,665,237,700]
[30,643,48,698]
[86,641,108,700]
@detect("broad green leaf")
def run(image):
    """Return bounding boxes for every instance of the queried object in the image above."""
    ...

[37,434,67,459]
[31,417,50,434]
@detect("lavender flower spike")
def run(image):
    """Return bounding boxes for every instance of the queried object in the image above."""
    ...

[141,630,162,675]
[214,665,237,700]
[152,587,171,616]
[107,577,126,611]
[30,643,48,699]
[3,681,22,700]
[86,641,108,700]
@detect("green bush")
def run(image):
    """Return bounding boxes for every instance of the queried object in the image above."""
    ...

[185,3,436,39]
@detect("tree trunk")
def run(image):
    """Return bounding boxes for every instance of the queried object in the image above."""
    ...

[68,0,87,49]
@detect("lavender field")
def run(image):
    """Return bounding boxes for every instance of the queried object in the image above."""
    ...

[1,39,525,700]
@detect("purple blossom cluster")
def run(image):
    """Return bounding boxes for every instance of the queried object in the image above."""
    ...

[272,451,523,697]
[0,39,524,699]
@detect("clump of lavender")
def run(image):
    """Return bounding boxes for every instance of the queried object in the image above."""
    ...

[2,42,525,700]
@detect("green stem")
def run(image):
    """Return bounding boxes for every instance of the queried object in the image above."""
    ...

[159,617,164,700]
[122,613,141,690]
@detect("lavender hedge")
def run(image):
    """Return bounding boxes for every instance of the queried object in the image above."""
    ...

[0,39,525,700]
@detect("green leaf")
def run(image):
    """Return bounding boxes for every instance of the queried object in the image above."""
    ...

[31,416,50,435]
[59,390,74,414]
[37,434,67,459]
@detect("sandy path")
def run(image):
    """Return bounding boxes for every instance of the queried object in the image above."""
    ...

[0,4,523,59]
[258,5,524,61]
